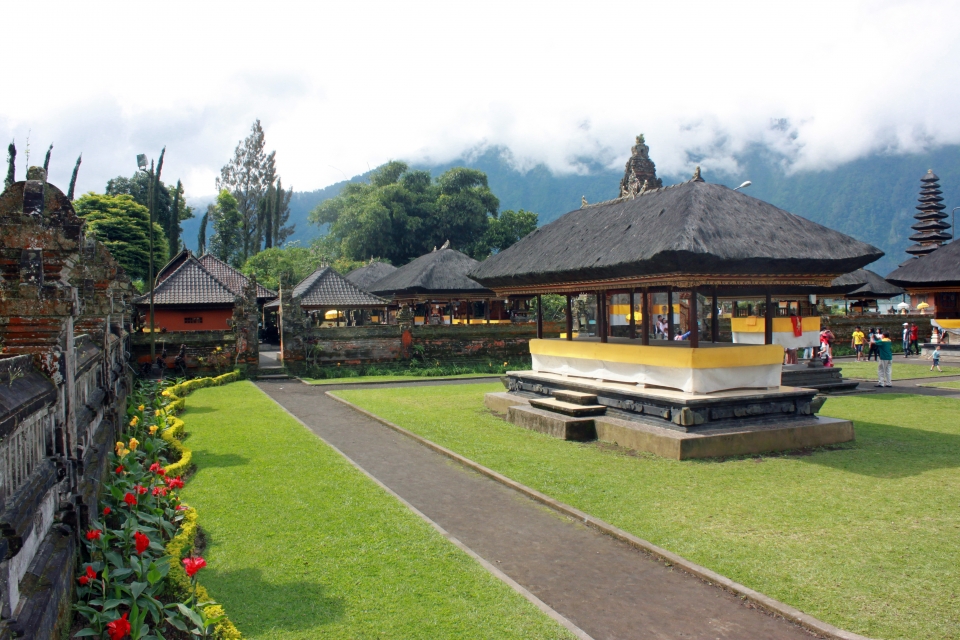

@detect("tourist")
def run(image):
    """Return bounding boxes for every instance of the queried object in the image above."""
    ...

[876,330,893,387]
[851,325,865,361]
[819,328,835,359]
[902,322,911,357]
[654,315,664,337]
[784,347,798,365]
[930,345,943,372]
[910,322,920,355]
[820,344,833,367]
[867,328,879,361]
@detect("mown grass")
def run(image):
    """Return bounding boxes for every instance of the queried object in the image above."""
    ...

[920,380,960,390]
[335,384,960,640]
[302,373,497,385]
[838,360,960,380]
[179,382,572,640]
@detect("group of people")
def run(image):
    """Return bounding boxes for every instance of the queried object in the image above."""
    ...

[848,324,922,362]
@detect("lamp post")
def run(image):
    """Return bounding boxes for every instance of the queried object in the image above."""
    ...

[733,180,752,192]
[137,151,164,367]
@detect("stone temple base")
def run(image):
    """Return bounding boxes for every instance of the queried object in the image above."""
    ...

[487,371,855,459]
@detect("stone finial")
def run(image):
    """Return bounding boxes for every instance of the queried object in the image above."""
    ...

[26,166,46,181]
[620,135,662,196]
[581,195,588,208]
[692,166,703,182]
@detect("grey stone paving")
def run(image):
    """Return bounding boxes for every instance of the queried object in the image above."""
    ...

[256,380,818,640]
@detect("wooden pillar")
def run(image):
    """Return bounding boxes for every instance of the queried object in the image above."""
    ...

[536,294,543,339]
[485,300,490,324]
[711,289,719,343]
[597,292,607,343]
[764,291,773,345]
[666,289,674,340]
[565,294,573,341]
[628,289,636,340]
[465,300,471,325]
[689,287,699,348]
[641,288,650,346]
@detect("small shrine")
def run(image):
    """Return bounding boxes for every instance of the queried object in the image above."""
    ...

[471,140,882,459]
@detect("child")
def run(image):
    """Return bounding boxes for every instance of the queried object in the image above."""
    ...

[931,345,942,372]
[820,344,833,367]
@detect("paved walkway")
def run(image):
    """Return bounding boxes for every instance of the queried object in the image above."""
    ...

[256,381,818,640]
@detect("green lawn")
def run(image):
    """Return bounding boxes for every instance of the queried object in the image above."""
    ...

[302,373,498,385]
[334,383,960,640]
[179,382,572,639]
[838,360,960,380]
[920,380,960,390]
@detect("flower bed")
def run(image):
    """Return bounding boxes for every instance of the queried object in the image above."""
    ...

[72,371,241,639]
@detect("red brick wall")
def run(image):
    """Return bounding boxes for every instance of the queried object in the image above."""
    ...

[148,308,233,331]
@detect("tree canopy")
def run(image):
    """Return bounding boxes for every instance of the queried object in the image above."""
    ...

[209,190,243,267]
[105,172,193,260]
[310,161,522,264]
[242,246,323,290]
[74,193,169,281]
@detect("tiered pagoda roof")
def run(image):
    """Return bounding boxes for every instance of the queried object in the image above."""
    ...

[905,170,951,259]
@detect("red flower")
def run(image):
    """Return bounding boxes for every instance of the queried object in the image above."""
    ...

[134,484,148,495]
[115,466,124,475]
[85,529,102,541]
[151,486,168,497]
[103,506,111,516]
[182,556,206,577]
[166,476,184,490]
[149,462,163,474]
[175,505,187,511]
[78,564,96,585]
[123,493,137,507]
[106,612,131,640]
[134,531,150,555]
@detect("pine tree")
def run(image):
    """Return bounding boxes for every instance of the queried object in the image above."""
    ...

[4,142,15,189]
[217,119,276,262]
[42,144,52,176]
[273,177,294,246]
[67,154,81,200]
[209,190,243,266]
[198,210,209,255]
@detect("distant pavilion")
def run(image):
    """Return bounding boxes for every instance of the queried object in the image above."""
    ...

[266,266,388,327]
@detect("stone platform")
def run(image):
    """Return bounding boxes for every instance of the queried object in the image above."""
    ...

[781,364,859,393]
[487,370,855,459]
[922,343,960,362]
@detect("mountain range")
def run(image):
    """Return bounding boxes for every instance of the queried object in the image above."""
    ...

[183,144,960,276]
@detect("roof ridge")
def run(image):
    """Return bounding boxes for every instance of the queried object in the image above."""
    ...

[579,178,700,209]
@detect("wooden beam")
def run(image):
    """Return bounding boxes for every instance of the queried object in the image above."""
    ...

[764,290,774,345]
[689,287,699,348]
[641,288,650,345]
[628,289,636,340]
[536,294,543,339]
[565,294,573,341]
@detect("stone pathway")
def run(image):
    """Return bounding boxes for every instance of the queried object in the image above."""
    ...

[256,380,820,640]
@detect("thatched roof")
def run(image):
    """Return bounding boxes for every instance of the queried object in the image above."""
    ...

[469,178,883,291]
[345,261,397,291]
[369,247,493,297]
[887,240,960,288]
[828,269,904,299]
[266,266,387,309]
[135,256,236,306]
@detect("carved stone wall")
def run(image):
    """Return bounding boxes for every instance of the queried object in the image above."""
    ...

[0,171,132,639]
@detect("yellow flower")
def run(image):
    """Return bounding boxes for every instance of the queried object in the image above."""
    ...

[128,437,139,451]
[149,425,159,435]
[154,410,163,417]
[161,390,171,397]
[138,404,145,412]
[118,447,130,458]
[115,441,125,454]
[503,362,508,367]
[129,416,139,427]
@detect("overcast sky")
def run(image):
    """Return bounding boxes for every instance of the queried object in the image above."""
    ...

[3,0,959,199]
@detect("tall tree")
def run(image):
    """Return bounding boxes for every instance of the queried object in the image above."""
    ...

[197,209,209,255]
[209,189,243,266]
[484,209,538,253]
[105,169,191,260]
[74,193,169,280]
[4,142,15,189]
[42,144,52,176]
[217,119,276,262]
[67,153,81,200]
[273,177,294,246]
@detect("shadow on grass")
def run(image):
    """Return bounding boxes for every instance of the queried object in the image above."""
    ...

[204,567,345,635]
[181,406,218,415]
[189,451,249,468]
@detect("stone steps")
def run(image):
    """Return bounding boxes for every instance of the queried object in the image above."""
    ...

[529,397,607,417]
[257,367,292,381]
[507,405,597,441]
[552,390,599,405]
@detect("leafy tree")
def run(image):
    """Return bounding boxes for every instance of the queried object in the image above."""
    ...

[484,209,538,253]
[104,172,192,260]
[209,190,243,266]
[167,180,194,254]
[242,246,324,290]
[218,119,276,262]
[310,161,506,263]
[74,193,168,280]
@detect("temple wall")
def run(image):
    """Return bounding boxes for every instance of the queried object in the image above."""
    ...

[0,175,133,639]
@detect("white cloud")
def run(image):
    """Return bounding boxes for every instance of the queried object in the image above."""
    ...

[2,0,958,196]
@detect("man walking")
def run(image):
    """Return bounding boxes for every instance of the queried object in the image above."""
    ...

[851,325,865,361]
[910,322,920,356]
[902,322,911,357]
[867,327,879,361]
[876,330,894,387]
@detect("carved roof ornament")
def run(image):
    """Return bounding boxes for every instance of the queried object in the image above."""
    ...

[619,134,662,198]
[692,166,704,182]
[581,195,588,208]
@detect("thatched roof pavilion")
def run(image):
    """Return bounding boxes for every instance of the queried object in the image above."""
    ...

[345,261,397,292]
[827,269,904,300]
[370,246,493,301]
[266,266,387,311]
[887,240,960,322]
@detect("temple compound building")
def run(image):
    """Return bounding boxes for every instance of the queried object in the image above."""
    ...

[903,170,951,261]
[472,143,882,459]
[0,169,133,637]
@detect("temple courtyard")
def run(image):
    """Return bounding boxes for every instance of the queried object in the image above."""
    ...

[170,376,960,640]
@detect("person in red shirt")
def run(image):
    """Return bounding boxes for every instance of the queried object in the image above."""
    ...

[909,323,920,356]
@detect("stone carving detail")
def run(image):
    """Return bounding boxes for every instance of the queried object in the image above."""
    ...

[619,135,662,198]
